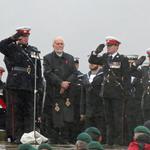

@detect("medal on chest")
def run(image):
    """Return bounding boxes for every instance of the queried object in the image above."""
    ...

[65,98,71,107]
[54,103,60,112]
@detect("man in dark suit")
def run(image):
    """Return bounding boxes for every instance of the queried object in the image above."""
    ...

[102,36,130,145]
[43,36,77,143]
[0,27,42,143]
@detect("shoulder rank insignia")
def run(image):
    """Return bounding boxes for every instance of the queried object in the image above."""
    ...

[65,98,71,107]
[54,103,60,112]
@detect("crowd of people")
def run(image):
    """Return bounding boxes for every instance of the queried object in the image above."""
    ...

[13,124,150,149]
[0,26,150,149]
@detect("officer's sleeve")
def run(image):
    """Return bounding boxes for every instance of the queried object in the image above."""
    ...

[43,56,62,87]
[129,66,142,79]
[0,37,14,56]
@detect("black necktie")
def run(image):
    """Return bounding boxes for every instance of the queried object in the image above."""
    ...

[107,55,112,63]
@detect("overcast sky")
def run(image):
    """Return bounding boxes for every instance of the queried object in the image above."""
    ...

[0,0,150,81]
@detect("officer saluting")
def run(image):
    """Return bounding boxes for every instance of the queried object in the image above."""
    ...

[0,26,42,143]
[102,36,130,146]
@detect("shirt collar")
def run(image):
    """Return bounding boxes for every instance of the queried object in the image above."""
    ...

[111,52,118,58]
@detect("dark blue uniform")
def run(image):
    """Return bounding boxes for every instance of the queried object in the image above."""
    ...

[102,53,130,145]
[69,70,84,141]
[126,65,143,144]
[141,65,150,121]
[0,37,42,142]
[80,69,106,142]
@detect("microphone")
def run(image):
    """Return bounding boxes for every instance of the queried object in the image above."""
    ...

[133,56,146,67]
[95,44,105,55]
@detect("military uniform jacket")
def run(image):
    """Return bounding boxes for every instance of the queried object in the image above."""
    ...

[0,37,42,92]
[102,53,130,99]
[141,65,150,93]
[70,70,84,95]
[129,66,143,98]
[80,69,104,117]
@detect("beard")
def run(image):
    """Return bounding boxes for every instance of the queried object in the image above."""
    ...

[90,65,99,71]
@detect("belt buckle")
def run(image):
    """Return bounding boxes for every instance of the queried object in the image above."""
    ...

[27,66,31,74]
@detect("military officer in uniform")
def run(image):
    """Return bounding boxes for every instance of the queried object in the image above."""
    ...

[43,36,77,143]
[0,27,42,143]
[80,51,106,143]
[126,55,145,144]
[141,49,150,122]
[70,57,84,141]
[102,36,130,145]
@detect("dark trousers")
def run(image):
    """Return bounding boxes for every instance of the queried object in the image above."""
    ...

[126,97,143,145]
[6,89,34,140]
[142,94,150,122]
[41,113,75,144]
[0,109,6,129]
[104,97,123,145]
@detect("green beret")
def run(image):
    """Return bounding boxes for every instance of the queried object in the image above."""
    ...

[38,143,52,150]
[134,126,150,135]
[88,141,104,150]
[85,127,101,141]
[77,132,92,144]
[85,127,101,136]
[18,144,36,150]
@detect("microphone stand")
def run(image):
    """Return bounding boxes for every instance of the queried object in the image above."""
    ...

[41,78,46,114]
[32,51,41,144]
[20,45,42,144]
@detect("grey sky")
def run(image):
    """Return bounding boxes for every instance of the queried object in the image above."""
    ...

[0,0,150,81]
